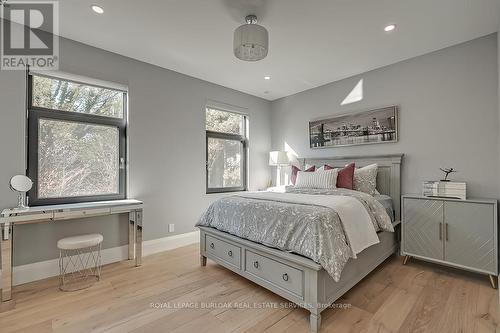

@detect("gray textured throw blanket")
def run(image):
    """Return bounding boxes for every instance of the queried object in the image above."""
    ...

[196,188,393,281]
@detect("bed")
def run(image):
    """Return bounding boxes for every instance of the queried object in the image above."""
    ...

[197,154,403,332]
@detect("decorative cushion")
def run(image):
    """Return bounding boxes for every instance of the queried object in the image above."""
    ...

[353,164,378,195]
[324,163,355,189]
[291,165,315,185]
[57,233,103,250]
[295,169,338,189]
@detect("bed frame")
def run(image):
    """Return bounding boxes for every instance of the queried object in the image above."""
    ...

[199,154,403,332]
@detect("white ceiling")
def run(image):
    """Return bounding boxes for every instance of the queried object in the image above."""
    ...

[53,0,500,100]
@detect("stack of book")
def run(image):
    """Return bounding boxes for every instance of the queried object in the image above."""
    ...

[423,181,466,200]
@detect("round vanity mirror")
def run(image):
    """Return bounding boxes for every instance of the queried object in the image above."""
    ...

[10,175,33,192]
[9,175,33,209]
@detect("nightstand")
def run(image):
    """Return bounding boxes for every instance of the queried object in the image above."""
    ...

[401,195,498,288]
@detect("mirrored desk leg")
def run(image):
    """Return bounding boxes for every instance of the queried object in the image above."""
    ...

[1,224,13,302]
[135,209,143,266]
[128,212,136,260]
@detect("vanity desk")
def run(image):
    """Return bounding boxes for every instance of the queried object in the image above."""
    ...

[0,199,143,302]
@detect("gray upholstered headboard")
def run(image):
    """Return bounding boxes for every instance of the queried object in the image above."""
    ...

[299,154,403,221]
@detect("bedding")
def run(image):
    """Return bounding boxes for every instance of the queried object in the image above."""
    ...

[291,165,315,185]
[353,164,378,195]
[196,188,393,281]
[374,194,394,221]
[286,187,393,228]
[294,168,338,189]
[324,162,355,189]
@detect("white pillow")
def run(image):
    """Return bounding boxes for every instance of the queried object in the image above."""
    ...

[353,164,378,195]
[295,169,338,189]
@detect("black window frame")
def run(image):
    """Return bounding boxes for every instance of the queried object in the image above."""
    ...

[27,73,127,206]
[205,108,248,194]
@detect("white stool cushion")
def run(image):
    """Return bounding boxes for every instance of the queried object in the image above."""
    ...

[57,233,103,250]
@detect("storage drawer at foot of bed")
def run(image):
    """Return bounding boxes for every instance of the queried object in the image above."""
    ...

[245,250,304,298]
[205,234,241,269]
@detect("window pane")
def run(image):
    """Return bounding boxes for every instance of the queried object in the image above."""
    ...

[38,118,119,198]
[206,108,244,135]
[32,76,124,118]
[207,138,242,188]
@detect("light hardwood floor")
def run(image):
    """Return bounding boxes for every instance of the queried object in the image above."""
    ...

[0,243,498,332]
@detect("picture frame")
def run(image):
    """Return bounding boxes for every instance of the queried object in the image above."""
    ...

[309,105,398,148]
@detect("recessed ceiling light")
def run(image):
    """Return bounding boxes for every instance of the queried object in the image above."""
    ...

[264,76,271,80]
[384,24,396,32]
[91,5,104,14]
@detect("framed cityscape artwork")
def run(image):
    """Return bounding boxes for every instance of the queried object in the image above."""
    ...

[309,106,398,148]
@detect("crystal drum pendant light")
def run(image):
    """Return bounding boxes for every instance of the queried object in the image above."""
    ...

[233,15,269,61]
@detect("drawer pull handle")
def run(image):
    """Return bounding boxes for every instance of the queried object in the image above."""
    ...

[282,273,289,282]
[253,261,259,269]
[227,250,233,257]
[439,223,442,240]
[210,243,215,249]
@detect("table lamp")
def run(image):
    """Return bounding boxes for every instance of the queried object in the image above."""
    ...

[269,151,290,186]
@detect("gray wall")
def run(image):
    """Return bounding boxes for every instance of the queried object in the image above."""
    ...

[0,37,272,266]
[271,34,499,199]
[2,31,498,267]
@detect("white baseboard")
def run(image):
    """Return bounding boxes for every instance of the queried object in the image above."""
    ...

[143,230,200,256]
[0,230,200,287]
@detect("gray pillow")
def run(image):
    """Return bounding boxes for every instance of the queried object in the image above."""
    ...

[353,164,378,195]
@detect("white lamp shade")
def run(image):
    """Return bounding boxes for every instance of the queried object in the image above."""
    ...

[234,23,269,61]
[269,151,289,166]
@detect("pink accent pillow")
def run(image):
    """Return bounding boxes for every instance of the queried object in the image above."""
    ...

[324,163,355,189]
[291,165,315,185]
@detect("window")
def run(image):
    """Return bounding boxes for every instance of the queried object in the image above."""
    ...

[206,107,247,193]
[27,74,127,205]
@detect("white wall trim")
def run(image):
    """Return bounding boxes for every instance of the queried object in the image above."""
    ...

[143,230,200,256]
[29,69,128,92]
[205,99,248,115]
[0,230,200,287]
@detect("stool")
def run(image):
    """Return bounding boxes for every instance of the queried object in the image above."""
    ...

[57,233,103,291]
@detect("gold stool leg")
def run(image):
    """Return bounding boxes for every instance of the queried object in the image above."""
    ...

[488,275,496,289]
[403,255,411,265]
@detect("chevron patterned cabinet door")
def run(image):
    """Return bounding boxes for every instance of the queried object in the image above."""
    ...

[444,201,497,274]
[402,195,498,288]
[403,198,444,261]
